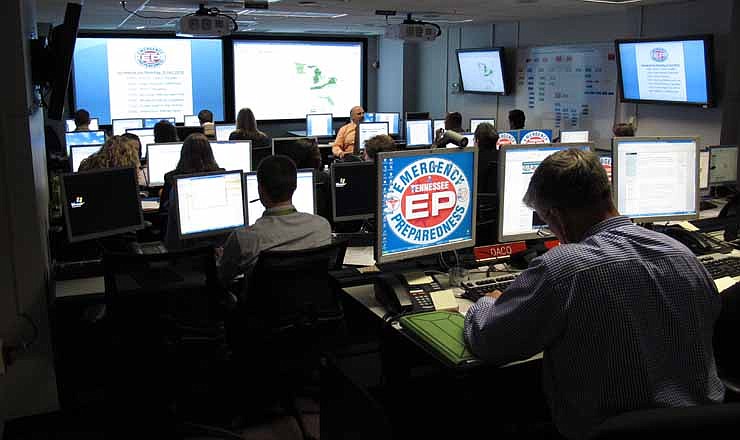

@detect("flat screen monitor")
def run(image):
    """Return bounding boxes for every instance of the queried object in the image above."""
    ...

[699,149,710,190]
[61,167,144,243]
[271,137,318,159]
[73,37,225,124]
[244,169,316,225]
[306,113,333,137]
[405,112,430,121]
[616,35,714,106]
[233,40,363,120]
[174,170,246,239]
[210,140,252,173]
[65,118,99,132]
[125,128,155,158]
[364,112,400,135]
[143,117,176,128]
[147,142,183,186]
[184,115,200,127]
[215,124,235,142]
[433,119,446,135]
[331,161,375,222]
[357,122,389,151]
[470,118,496,132]
[613,137,699,222]
[456,48,507,94]
[65,130,106,155]
[560,130,589,143]
[405,120,433,147]
[708,145,738,186]
[69,144,102,172]
[376,147,477,264]
[499,143,594,242]
[112,118,143,136]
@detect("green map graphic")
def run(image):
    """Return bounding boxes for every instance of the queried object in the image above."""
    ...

[295,62,337,106]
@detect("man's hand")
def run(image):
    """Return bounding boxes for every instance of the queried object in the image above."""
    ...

[214,246,224,260]
[485,289,503,300]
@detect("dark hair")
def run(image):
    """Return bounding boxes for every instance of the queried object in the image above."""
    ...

[474,123,498,150]
[257,155,297,203]
[445,112,463,132]
[154,120,178,143]
[121,132,142,160]
[293,138,321,170]
[175,133,220,174]
[523,149,613,212]
[364,134,395,160]
[508,109,525,130]
[197,109,213,124]
[236,108,259,133]
[74,109,90,127]
[613,123,635,137]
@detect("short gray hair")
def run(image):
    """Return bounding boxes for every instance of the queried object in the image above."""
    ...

[523,149,613,211]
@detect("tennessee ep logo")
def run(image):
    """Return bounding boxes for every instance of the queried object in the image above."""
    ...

[520,130,551,144]
[383,158,470,244]
[136,47,166,68]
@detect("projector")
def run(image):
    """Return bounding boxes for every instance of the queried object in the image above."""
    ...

[176,14,233,38]
[385,22,441,42]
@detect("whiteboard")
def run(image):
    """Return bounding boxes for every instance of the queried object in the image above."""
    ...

[514,43,618,149]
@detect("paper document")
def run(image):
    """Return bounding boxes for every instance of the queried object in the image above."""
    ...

[141,200,160,211]
[403,271,434,285]
[343,246,376,266]
[430,289,460,312]
[715,276,738,293]
[676,221,699,232]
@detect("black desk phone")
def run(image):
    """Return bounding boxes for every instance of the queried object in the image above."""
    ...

[374,272,437,315]
[661,226,731,255]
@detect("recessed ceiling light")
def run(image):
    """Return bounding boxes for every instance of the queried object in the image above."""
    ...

[581,0,642,4]
[135,26,146,29]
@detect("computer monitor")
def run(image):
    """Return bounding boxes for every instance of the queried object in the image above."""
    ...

[215,124,236,142]
[357,122,389,151]
[244,169,316,226]
[65,117,99,132]
[376,147,477,264]
[708,145,738,186]
[112,118,143,136]
[560,130,589,143]
[306,113,333,137]
[143,117,176,128]
[498,143,594,242]
[173,170,246,239]
[613,137,699,222]
[470,118,496,132]
[405,111,430,121]
[210,141,252,173]
[61,167,144,243]
[69,144,102,172]
[405,120,433,147]
[184,115,200,127]
[364,112,400,135]
[699,149,710,190]
[271,137,318,158]
[433,119,446,135]
[65,130,106,155]
[331,161,375,222]
[146,142,183,186]
[125,128,155,158]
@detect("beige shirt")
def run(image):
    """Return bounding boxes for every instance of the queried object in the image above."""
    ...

[332,122,357,157]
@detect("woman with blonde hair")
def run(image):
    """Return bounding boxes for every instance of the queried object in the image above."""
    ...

[78,135,146,185]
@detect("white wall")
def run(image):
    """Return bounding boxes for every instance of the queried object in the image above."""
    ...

[375,38,404,114]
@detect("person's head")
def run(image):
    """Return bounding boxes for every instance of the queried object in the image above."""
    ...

[121,132,142,160]
[197,109,214,125]
[293,138,322,170]
[523,149,617,244]
[154,120,178,143]
[257,155,297,208]
[74,109,90,128]
[236,108,259,133]
[444,112,463,132]
[176,133,219,174]
[101,135,140,169]
[508,109,525,130]
[363,134,395,161]
[350,106,365,124]
[474,122,499,151]
[613,123,635,137]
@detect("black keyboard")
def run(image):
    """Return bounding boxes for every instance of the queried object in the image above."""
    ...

[460,274,519,301]
[699,255,740,279]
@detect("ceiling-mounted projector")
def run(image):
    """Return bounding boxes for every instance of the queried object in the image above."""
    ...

[176,4,236,37]
[384,13,442,42]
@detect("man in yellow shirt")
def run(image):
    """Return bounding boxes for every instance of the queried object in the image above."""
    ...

[332,105,364,158]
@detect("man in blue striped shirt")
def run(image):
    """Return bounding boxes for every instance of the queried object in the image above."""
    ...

[464,149,724,439]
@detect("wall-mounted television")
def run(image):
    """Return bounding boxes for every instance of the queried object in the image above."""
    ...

[615,34,714,107]
[456,47,507,95]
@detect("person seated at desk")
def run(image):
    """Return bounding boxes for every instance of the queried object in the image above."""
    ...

[197,108,216,138]
[508,108,526,130]
[613,122,635,137]
[154,120,178,143]
[73,108,91,132]
[474,122,499,194]
[78,135,145,186]
[433,111,464,147]
[464,149,724,440]
[229,107,270,148]
[332,105,364,159]
[363,134,395,162]
[216,155,331,286]
[121,132,148,185]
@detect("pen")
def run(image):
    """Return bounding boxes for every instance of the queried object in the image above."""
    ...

[249,198,260,203]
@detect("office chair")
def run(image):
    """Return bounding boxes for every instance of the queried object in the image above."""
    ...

[587,403,740,439]
[714,281,740,400]
[252,146,272,171]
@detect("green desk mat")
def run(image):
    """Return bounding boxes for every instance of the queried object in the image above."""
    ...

[399,311,476,366]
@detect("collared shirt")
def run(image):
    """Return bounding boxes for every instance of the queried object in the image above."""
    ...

[464,216,724,439]
[216,204,331,284]
[332,122,357,156]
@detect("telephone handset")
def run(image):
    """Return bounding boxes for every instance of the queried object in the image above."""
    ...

[374,272,435,315]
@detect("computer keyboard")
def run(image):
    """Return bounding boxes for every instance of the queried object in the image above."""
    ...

[130,241,168,255]
[699,254,740,279]
[460,273,519,301]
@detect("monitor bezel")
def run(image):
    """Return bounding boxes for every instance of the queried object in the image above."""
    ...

[270,136,319,156]
[375,147,478,264]
[469,117,497,132]
[404,119,434,147]
[699,148,710,191]
[305,113,334,137]
[65,130,107,155]
[498,142,595,243]
[242,168,317,225]
[209,139,253,174]
[183,115,200,127]
[214,123,237,142]
[708,144,739,186]
[357,121,389,151]
[612,136,700,223]
[330,160,375,222]
[146,141,185,187]
[173,169,246,240]
[455,47,508,95]
[69,144,103,172]
[61,166,145,243]
[111,118,144,135]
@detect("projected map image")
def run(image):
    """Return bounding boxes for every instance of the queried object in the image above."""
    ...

[458,50,505,93]
[294,62,338,106]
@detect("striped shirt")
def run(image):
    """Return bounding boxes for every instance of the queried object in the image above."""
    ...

[464,216,724,439]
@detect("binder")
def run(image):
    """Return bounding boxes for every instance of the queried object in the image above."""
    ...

[399,311,478,367]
